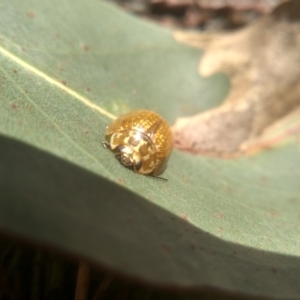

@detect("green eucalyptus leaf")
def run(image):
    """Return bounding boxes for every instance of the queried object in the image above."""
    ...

[0,0,299,299]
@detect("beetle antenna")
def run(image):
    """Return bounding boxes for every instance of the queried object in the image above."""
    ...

[150,175,168,182]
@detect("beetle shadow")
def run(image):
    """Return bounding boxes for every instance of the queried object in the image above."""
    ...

[0,134,299,300]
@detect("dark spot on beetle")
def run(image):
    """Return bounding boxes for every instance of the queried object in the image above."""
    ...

[61,80,67,86]
[13,70,17,74]
[10,104,17,109]
[161,244,171,254]
[27,11,35,18]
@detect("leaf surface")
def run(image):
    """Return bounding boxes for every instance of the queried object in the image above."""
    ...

[0,1,299,299]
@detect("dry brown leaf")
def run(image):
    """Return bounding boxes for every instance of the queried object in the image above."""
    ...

[196,0,283,13]
[172,0,300,157]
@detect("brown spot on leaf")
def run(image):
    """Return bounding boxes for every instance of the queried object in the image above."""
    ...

[289,198,299,204]
[27,11,35,18]
[182,175,189,183]
[161,244,172,254]
[211,211,225,218]
[61,80,67,86]
[173,0,300,157]
[10,104,17,109]
[181,214,189,221]
[260,176,268,184]
[117,178,124,185]
[266,210,279,218]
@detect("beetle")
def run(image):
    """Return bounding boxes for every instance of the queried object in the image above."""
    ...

[103,110,173,177]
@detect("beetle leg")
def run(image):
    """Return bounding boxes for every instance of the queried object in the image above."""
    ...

[132,160,142,173]
[102,142,111,149]
[115,153,121,162]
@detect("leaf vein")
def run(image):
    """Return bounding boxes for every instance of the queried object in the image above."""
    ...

[0,45,116,120]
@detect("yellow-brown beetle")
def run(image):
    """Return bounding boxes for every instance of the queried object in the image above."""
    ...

[103,110,173,176]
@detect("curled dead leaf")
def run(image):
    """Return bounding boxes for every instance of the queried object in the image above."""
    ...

[196,0,283,13]
[172,0,300,157]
